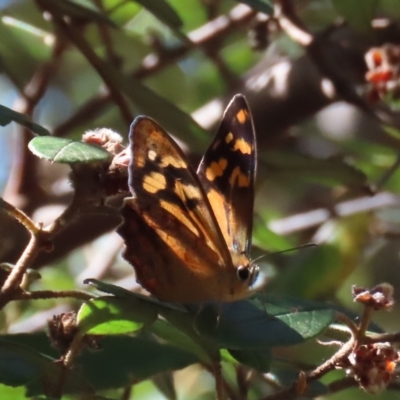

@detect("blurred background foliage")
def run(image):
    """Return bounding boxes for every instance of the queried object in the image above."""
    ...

[1,0,400,399]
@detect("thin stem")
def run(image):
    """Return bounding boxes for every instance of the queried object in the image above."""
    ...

[356,306,373,340]
[54,332,84,398]
[13,290,94,302]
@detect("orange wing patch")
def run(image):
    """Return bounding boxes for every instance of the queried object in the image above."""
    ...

[225,132,233,143]
[229,166,251,188]
[233,138,252,154]
[236,108,248,124]
[205,158,228,181]
[142,172,167,193]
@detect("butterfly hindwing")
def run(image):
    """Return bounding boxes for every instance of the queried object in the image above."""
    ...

[197,94,256,256]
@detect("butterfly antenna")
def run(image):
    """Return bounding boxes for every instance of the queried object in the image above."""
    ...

[252,243,317,264]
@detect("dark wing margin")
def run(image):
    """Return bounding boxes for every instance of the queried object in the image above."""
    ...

[197,94,256,256]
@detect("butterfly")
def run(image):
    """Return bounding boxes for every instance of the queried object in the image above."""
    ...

[118,94,259,303]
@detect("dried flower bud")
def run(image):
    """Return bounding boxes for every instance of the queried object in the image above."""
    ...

[48,312,100,358]
[365,45,400,101]
[352,283,394,311]
[82,128,124,155]
[48,312,79,355]
[342,342,399,394]
[110,148,131,170]
[103,148,131,195]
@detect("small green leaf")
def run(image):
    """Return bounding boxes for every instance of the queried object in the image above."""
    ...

[28,137,111,164]
[236,0,273,14]
[0,105,50,136]
[134,0,183,29]
[84,278,141,298]
[384,126,400,140]
[45,0,117,27]
[77,297,157,335]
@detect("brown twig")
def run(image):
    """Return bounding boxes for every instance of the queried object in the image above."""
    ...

[260,310,359,400]
[0,157,114,308]
[0,198,39,234]
[260,334,356,400]
[0,234,42,307]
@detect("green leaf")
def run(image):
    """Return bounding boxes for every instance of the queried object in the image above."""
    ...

[28,137,111,164]
[193,297,334,350]
[77,296,157,335]
[332,0,378,32]
[134,0,183,29]
[0,105,50,136]
[236,0,273,14]
[79,336,198,390]
[0,337,93,397]
[84,279,186,313]
[0,385,26,400]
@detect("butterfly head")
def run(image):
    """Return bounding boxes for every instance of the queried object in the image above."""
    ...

[232,253,260,293]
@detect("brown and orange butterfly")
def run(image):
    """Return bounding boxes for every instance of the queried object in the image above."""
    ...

[118,94,259,303]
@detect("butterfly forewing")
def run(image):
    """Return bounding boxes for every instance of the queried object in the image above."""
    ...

[128,118,230,260]
[197,95,256,256]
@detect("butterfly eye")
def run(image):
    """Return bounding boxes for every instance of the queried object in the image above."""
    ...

[237,265,250,281]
